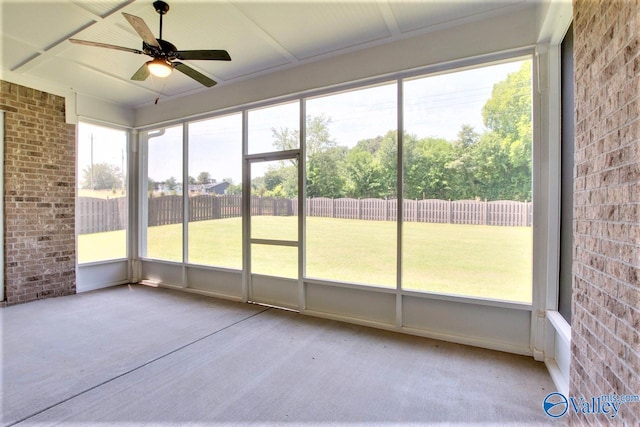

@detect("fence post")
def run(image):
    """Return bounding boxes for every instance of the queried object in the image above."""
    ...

[448,200,453,224]
[484,199,489,226]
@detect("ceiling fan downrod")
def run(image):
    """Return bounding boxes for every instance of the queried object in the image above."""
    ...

[153,1,170,40]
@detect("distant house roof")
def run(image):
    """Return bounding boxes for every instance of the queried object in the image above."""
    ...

[202,181,230,195]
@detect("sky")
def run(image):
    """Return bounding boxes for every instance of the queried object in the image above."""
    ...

[77,123,127,188]
[78,59,527,186]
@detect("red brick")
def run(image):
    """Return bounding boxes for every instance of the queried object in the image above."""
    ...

[571,1,639,425]
[1,81,76,305]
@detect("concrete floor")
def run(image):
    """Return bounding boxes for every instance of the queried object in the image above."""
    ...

[2,285,556,426]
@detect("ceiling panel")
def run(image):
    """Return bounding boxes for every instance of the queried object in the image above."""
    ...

[234,2,392,60]
[2,2,94,50]
[71,0,130,19]
[0,0,539,108]
[1,36,40,70]
[60,43,149,82]
[25,56,154,105]
[72,17,143,48]
[390,0,525,34]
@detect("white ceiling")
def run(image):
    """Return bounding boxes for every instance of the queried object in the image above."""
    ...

[1,0,535,108]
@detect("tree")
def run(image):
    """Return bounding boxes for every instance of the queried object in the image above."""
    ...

[455,124,480,148]
[197,171,211,184]
[403,137,455,200]
[165,176,177,191]
[270,114,342,197]
[444,125,480,199]
[468,132,512,200]
[374,131,398,198]
[482,61,532,143]
[81,163,121,190]
[148,177,158,193]
[272,114,336,155]
[252,164,297,198]
[226,182,242,195]
[188,176,197,185]
[344,148,385,198]
[480,61,532,201]
[307,146,348,198]
[223,178,242,196]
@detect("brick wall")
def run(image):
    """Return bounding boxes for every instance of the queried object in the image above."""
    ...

[571,0,639,425]
[1,81,76,305]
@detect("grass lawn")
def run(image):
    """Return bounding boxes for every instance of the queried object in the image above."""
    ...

[78,230,127,263]
[79,216,532,303]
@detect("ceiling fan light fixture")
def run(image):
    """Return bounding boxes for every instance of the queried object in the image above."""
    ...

[147,58,172,77]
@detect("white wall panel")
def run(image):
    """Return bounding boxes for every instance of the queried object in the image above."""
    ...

[403,295,532,355]
[187,267,242,300]
[305,283,396,326]
[141,260,183,287]
[76,93,135,127]
[250,275,298,310]
[77,260,129,293]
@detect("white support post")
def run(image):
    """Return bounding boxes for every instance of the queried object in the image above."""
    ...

[182,123,189,286]
[129,129,140,283]
[298,98,306,311]
[395,80,403,327]
[241,110,250,303]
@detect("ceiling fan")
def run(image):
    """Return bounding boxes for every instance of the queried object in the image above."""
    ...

[69,0,230,87]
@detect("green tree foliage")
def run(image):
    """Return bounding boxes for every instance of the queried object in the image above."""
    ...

[482,62,531,142]
[252,164,297,198]
[356,132,398,197]
[404,137,455,200]
[251,62,532,201]
[81,163,121,190]
[271,113,336,155]
[307,146,347,198]
[197,171,211,184]
[165,176,177,191]
[480,61,532,201]
[344,147,385,198]
[259,114,338,198]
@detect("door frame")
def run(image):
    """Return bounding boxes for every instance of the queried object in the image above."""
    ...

[242,149,302,308]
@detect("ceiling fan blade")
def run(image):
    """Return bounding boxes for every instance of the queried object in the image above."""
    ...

[174,50,231,61]
[131,63,150,81]
[174,62,217,87]
[69,38,144,55]
[122,12,160,48]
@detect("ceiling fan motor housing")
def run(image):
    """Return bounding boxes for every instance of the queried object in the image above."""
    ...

[144,39,179,60]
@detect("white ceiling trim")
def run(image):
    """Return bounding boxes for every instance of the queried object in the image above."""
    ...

[226,1,298,63]
[376,1,402,37]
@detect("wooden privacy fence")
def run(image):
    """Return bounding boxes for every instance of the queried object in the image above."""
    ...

[301,198,532,226]
[190,195,242,222]
[77,197,127,234]
[78,195,532,233]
